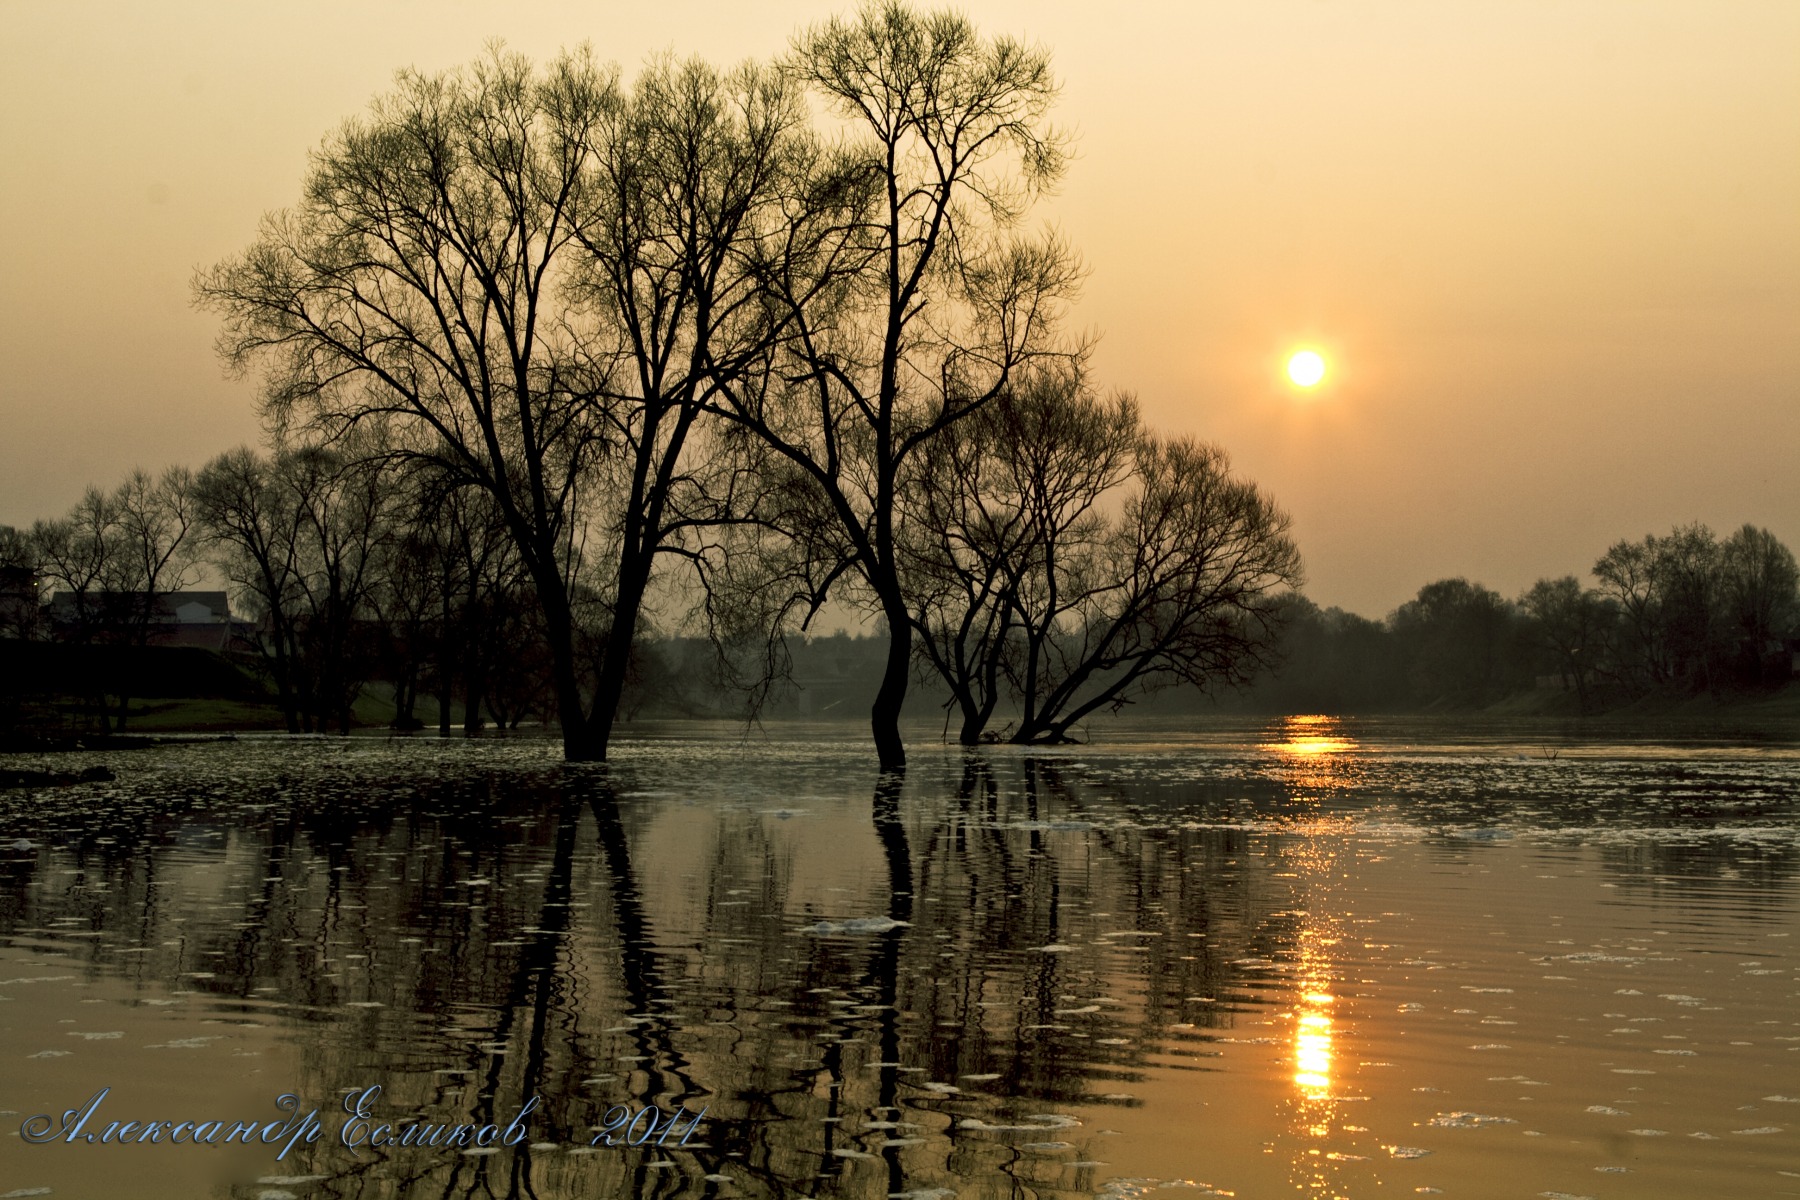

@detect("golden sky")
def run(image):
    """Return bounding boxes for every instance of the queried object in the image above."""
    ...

[1,1,1794,615]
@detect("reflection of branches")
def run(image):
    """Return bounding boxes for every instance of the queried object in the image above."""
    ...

[0,745,1331,1200]
[868,775,913,1196]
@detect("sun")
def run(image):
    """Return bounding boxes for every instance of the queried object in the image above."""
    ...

[1287,350,1326,388]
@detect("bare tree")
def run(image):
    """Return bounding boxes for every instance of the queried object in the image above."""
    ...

[1592,536,1665,687]
[1012,436,1301,743]
[106,467,201,642]
[29,487,116,647]
[0,526,41,640]
[1593,523,1722,692]
[198,48,619,757]
[903,367,1136,743]
[20,470,200,728]
[709,1,1077,769]
[1716,523,1799,683]
[1519,576,1617,710]
[193,447,308,729]
[282,446,393,732]
[200,47,817,761]
[564,54,810,755]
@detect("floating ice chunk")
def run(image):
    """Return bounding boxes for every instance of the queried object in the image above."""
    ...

[959,1113,1080,1133]
[1428,1112,1517,1129]
[1096,1179,1233,1199]
[800,918,909,935]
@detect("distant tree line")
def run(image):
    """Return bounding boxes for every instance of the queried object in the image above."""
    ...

[0,3,1302,765]
[1254,522,1799,713]
[0,448,544,735]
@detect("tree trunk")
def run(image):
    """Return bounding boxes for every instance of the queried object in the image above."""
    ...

[579,550,654,762]
[532,578,596,763]
[436,590,454,735]
[871,593,912,771]
[584,662,624,761]
[464,674,485,734]
[954,680,1000,746]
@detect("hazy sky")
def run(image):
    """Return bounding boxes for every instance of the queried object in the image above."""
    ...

[1,1,1794,616]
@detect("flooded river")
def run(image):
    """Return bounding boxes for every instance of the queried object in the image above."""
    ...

[1,716,1796,1198]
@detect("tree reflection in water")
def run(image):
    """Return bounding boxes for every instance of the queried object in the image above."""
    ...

[3,728,1798,1198]
[0,740,1448,1197]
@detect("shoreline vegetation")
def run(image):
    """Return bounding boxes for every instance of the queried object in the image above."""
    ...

[2,631,1793,759]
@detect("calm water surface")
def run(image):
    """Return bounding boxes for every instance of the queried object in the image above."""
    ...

[0,717,1796,1199]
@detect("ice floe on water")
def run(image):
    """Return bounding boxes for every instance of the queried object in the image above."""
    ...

[1428,1112,1517,1129]
[1096,1180,1235,1199]
[798,917,909,935]
[959,1113,1081,1133]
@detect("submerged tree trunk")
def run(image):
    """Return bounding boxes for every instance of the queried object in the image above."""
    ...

[871,589,912,772]
[578,548,654,763]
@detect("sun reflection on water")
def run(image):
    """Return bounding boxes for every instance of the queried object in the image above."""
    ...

[1263,714,1357,760]
[1275,799,1362,1197]
[1262,715,1361,801]
[1293,988,1335,1096]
